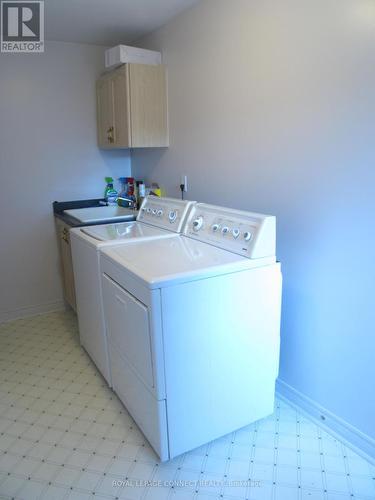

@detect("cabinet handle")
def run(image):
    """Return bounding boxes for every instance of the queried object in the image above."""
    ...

[62,228,69,243]
[107,125,114,144]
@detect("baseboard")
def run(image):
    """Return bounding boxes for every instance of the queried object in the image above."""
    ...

[276,378,375,464]
[0,300,65,324]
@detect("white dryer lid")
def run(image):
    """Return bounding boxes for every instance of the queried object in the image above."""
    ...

[101,236,275,289]
[79,221,171,242]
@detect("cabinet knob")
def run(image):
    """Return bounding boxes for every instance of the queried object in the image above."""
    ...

[61,227,69,243]
[107,125,115,143]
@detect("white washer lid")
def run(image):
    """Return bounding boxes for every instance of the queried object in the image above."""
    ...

[80,221,171,242]
[101,236,275,289]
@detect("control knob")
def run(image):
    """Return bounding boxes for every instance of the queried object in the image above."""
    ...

[211,223,220,232]
[157,209,163,217]
[168,210,177,222]
[193,216,204,231]
[243,231,252,242]
[221,226,229,235]
[232,228,240,239]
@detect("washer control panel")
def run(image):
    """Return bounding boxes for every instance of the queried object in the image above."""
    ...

[137,196,196,233]
[184,203,276,258]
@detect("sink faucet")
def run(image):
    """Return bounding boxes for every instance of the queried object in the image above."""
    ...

[118,196,137,209]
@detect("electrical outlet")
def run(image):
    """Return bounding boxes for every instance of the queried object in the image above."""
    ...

[181,175,188,192]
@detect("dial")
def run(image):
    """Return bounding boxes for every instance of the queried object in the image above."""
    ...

[232,228,240,239]
[168,210,177,222]
[146,207,152,214]
[152,209,157,215]
[243,231,252,242]
[193,216,204,231]
[157,209,163,217]
[212,223,220,232]
[221,226,229,235]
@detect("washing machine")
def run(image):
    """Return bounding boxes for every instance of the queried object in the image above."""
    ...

[70,197,195,385]
[100,202,282,460]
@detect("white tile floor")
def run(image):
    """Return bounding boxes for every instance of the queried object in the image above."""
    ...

[0,311,374,500]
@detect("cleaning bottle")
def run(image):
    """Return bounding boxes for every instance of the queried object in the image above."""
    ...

[118,177,127,201]
[136,180,146,209]
[104,177,118,205]
[126,177,136,207]
[118,177,136,208]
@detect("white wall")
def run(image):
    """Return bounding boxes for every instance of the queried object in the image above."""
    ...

[0,41,131,322]
[131,0,375,451]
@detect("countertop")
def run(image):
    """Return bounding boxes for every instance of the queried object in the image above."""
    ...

[53,198,137,227]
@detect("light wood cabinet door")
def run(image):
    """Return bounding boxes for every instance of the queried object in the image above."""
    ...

[129,64,169,148]
[97,76,114,147]
[96,64,169,149]
[55,219,77,312]
[112,66,131,147]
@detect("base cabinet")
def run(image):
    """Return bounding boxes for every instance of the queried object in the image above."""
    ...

[55,219,76,312]
[97,63,169,149]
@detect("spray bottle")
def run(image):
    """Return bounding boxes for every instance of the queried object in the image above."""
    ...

[104,177,118,205]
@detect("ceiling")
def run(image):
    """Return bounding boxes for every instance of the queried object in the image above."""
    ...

[45,0,199,46]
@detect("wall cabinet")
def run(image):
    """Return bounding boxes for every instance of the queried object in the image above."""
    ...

[55,219,76,312]
[97,64,168,148]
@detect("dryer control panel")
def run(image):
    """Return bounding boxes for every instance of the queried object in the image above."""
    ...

[137,196,195,233]
[183,203,276,258]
